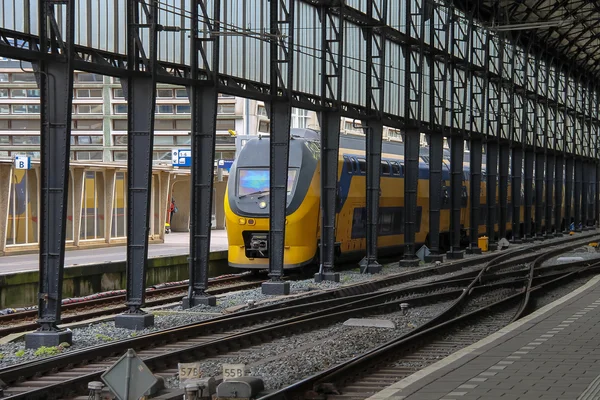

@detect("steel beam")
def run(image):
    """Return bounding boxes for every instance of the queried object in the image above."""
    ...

[426,134,444,262]
[359,119,383,273]
[498,143,510,240]
[534,153,545,239]
[574,158,583,231]
[315,3,344,283]
[402,0,425,267]
[359,0,387,273]
[582,161,590,229]
[447,136,464,259]
[182,0,221,308]
[25,0,75,349]
[554,155,564,235]
[468,139,483,253]
[544,154,555,237]
[401,128,420,266]
[510,147,523,243]
[486,141,498,247]
[523,150,534,240]
[262,0,295,295]
[114,0,159,330]
[595,162,600,228]
[564,157,574,232]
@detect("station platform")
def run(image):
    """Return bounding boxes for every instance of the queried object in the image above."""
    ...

[0,230,228,274]
[369,274,600,400]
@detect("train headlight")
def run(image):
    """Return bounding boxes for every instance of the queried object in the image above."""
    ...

[238,218,246,225]
[258,201,267,209]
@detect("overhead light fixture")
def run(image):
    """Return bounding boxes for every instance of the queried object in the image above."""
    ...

[488,18,571,32]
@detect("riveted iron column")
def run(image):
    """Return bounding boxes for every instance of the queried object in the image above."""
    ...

[555,155,564,235]
[25,0,75,349]
[468,139,483,253]
[448,137,464,259]
[402,127,420,266]
[564,157,574,233]
[426,0,448,261]
[360,117,383,273]
[315,3,344,282]
[498,143,509,240]
[523,149,534,240]
[544,155,555,237]
[534,152,545,239]
[115,0,159,329]
[596,162,600,227]
[359,0,387,273]
[510,146,523,243]
[486,141,498,247]
[426,134,444,261]
[400,0,423,267]
[574,158,583,232]
[182,0,221,308]
[446,3,465,260]
[582,161,590,229]
[262,0,295,295]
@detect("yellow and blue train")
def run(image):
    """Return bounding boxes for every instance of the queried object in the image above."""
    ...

[224,128,591,270]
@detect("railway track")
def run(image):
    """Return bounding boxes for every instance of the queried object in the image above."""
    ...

[0,274,268,336]
[0,233,597,399]
[260,241,600,400]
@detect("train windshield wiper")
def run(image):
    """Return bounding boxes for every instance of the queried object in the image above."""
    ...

[239,190,270,199]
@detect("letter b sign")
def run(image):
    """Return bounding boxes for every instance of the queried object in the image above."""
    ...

[14,156,30,170]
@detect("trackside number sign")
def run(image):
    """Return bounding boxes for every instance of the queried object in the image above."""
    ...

[178,362,201,388]
[222,363,245,381]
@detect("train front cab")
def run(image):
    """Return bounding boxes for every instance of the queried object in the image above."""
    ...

[225,131,321,270]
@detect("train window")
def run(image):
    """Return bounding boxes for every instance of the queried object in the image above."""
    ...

[357,158,367,174]
[381,160,391,175]
[350,157,359,173]
[344,156,353,174]
[390,161,401,175]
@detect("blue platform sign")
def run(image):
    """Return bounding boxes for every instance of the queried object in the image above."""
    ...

[218,159,234,172]
[172,149,191,167]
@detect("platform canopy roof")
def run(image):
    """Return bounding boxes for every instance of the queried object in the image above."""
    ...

[453,0,600,77]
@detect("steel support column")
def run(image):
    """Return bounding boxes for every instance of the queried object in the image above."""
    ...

[544,155,555,237]
[25,0,75,349]
[315,3,343,283]
[401,128,421,266]
[467,139,483,253]
[447,136,464,259]
[359,120,383,273]
[262,0,294,295]
[425,134,445,262]
[534,153,545,239]
[182,0,221,308]
[359,0,387,273]
[486,141,498,247]
[115,0,159,329]
[554,155,564,235]
[511,147,523,243]
[595,162,600,227]
[574,158,583,231]
[400,0,423,267]
[564,157,574,233]
[523,150,534,240]
[582,162,590,229]
[498,143,510,240]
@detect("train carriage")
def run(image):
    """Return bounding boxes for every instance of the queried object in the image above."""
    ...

[225,128,575,270]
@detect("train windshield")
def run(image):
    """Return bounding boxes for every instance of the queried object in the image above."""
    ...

[237,168,298,197]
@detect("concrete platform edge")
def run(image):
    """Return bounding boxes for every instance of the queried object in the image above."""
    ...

[366,273,600,400]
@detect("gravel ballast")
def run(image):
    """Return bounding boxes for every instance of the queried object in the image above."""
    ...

[166,300,455,390]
